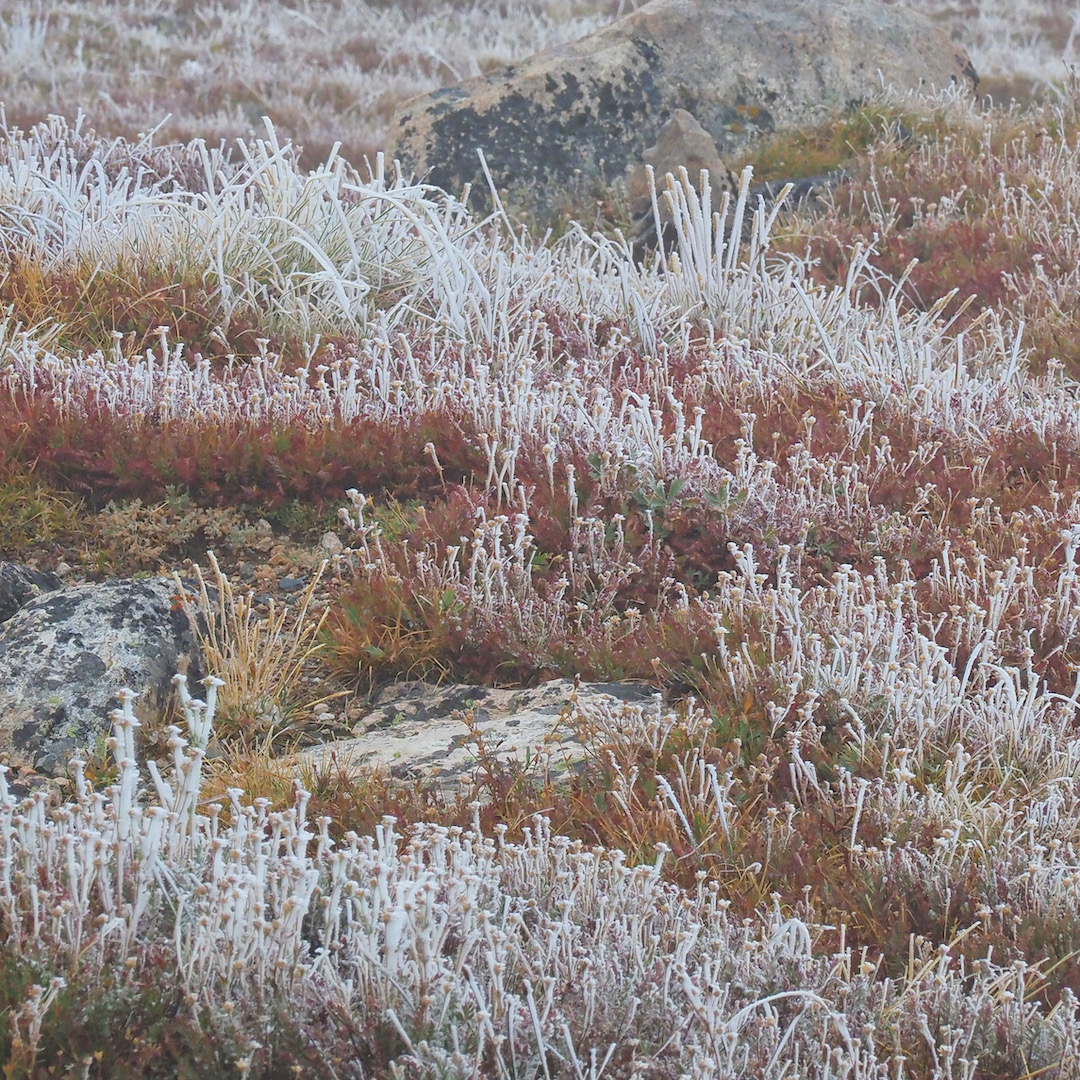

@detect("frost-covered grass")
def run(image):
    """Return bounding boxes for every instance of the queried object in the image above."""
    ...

[903,0,1080,103]
[0,0,1076,171]
[0,0,624,169]
[4,683,1080,1078]
[6,1,1080,1076]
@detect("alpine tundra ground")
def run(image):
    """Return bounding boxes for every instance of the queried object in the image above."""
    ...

[4,1,1080,1077]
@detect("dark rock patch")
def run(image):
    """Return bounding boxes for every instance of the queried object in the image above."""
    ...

[0,562,63,625]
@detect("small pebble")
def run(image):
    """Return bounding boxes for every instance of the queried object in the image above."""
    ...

[279,576,306,592]
[319,530,344,555]
[55,561,73,577]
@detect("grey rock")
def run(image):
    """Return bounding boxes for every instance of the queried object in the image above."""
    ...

[0,562,63,624]
[0,577,209,775]
[294,678,656,789]
[627,109,735,259]
[626,108,734,219]
[318,531,344,556]
[390,0,977,213]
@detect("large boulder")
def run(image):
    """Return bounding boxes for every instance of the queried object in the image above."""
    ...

[390,0,977,211]
[294,678,656,791]
[0,577,209,776]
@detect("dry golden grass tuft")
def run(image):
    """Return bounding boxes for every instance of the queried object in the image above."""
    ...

[172,552,332,750]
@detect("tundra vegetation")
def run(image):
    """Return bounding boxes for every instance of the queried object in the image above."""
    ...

[4,1,1080,1077]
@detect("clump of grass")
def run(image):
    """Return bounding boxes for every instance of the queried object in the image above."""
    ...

[729,100,923,183]
[0,464,82,558]
[173,552,330,748]
[0,251,283,362]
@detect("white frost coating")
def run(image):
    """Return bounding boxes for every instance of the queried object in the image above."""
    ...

[1,650,1080,1075]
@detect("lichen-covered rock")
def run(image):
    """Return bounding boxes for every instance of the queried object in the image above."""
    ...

[390,0,976,212]
[295,678,656,790]
[0,577,208,775]
[0,562,63,625]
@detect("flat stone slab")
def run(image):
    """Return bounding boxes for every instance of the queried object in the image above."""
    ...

[294,678,657,787]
